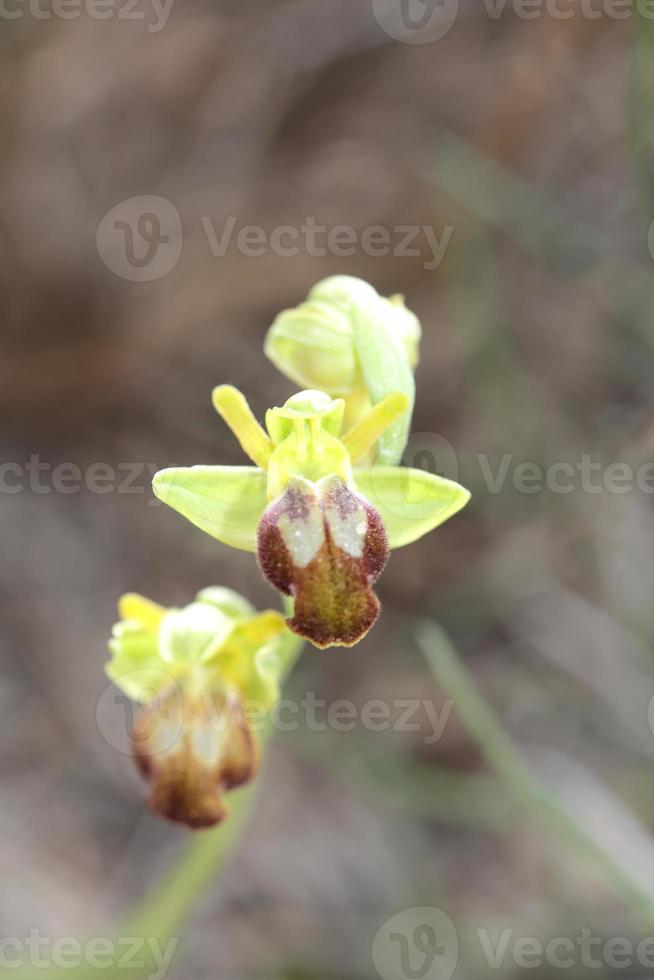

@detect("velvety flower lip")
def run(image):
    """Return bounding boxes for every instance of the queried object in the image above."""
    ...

[152,386,471,648]
[257,475,388,648]
[133,686,258,830]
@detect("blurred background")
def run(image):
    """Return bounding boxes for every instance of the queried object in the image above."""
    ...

[3,1,654,977]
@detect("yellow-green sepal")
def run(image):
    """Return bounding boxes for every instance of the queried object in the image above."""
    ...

[118,592,166,632]
[106,588,290,706]
[352,466,470,548]
[107,594,178,702]
[159,602,238,665]
[152,465,267,552]
[196,586,256,619]
[206,610,288,708]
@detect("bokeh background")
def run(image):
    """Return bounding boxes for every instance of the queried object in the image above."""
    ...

[4,2,654,978]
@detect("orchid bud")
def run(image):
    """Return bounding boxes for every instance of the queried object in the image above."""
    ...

[264,276,421,463]
[264,300,358,395]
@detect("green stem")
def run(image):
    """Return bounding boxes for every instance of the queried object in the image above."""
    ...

[122,618,305,961]
[630,12,654,214]
[124,782,258,943]
[127,614,305,944]
[119,620,305,969]
[9,793,259,980]
[416,620,654,930]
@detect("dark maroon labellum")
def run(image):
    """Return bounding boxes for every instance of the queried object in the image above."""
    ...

[132,685,258,830]
[257,475,388,648]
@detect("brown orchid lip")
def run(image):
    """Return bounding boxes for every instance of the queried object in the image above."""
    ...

[132,686,259,830]
[257,475,388,648]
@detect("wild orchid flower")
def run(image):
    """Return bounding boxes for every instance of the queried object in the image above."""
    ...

[152,387,469,649]
[106,588,287,829]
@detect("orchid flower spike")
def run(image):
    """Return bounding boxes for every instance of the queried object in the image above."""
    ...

[106,588,287,829]
[153,387,469,650]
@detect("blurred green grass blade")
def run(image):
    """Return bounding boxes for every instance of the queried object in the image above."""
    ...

[428,130,654,351]
[286,729,515,833]
[416,619,654,929]
[631,13,654,212]
[430,130,600,271]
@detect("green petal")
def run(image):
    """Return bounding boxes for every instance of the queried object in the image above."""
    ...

[211,610,288,706]
[152,466,267,552]
[117,593,166,632]
[353,466,470,549]
[195,587,255,619]
[106,661,179,703]
[159,602,236,664]
[106,620,177,702]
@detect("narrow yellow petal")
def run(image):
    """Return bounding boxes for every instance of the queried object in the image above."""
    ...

[341,392,410,463]
[118,593,166,632]
[211,385,273,469]
[236,610,288,646]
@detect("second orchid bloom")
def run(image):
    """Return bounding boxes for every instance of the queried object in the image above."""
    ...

[107,588,288,828]
[153,386,469,648]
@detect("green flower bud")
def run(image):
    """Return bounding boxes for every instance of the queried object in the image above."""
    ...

[265,301,358,396]
[264,277,421,463]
